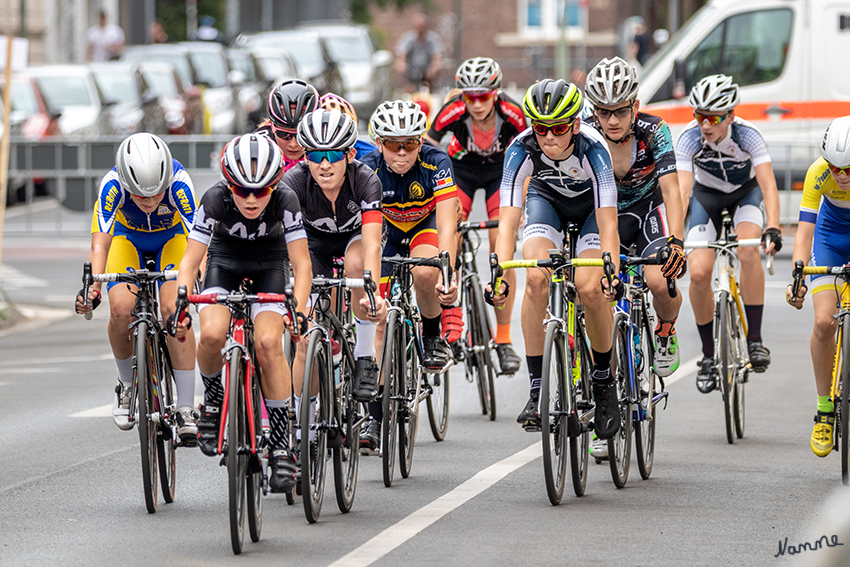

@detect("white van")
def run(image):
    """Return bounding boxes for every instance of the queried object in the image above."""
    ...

[638,0,850,145]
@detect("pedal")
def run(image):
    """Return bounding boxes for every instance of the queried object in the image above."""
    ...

[522,419,542,432]
[359,447,381,457]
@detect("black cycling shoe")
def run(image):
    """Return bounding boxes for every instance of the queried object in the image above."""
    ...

[592,379,620,440]
[695,357,717,394]
[196,404,221,456]
[352,357,379,402]
[495,343,521,375]
[748,341,771,373]
[516,390,541,429]
[423,335,451,369]
[269,448,298,493]
[359,418,380,452]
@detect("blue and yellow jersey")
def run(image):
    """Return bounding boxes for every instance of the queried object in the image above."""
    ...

[91,159,198,235]
[360,144,457,232]
[799,157,850,224]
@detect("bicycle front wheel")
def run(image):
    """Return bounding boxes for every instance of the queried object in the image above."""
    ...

[301,330,330,523]
[717,293,736,444]
[634,309,656,480]
[227,353,248,555]
[570,323,592,497]
[135,322,159,514]
[841,313,850,485]
[540,322,568,505]
[608,314,633,489]
[247,373,264,543]
[398,318,420,479]
[155,330,176,505]
[732,301,746,439]
[381,310,402,487]
[333,348,360,513]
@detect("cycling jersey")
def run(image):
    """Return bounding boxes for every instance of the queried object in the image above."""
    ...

[585,111,677,211]
[354,138,377,160]
[676,116,771,194]
[91,160,197,234]
[799,158,850,224]
[360,144,457,232]
[254,121,303,172]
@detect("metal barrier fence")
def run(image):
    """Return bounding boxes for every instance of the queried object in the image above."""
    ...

[1,136,823,236]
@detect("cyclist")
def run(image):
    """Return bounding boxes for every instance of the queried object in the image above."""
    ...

[358,99,460,451]
[285,108,386,404]
[255,78,319,171]
[786,116,850,457]
[75,133,199,441]
[489,79,622,440]
[318,92,377,159]
[172,133,312,493]
[678,74,781,393]
[424,57,527,374]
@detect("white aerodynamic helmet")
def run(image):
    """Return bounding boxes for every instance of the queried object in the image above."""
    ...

[116,133,173,198]
[821,116,850,168]
[297,109,359,151]
[455,57,503,90]
[584,57,639,107]
[688,74,740,113]
[220,133,284,189]
[369,100,427,139]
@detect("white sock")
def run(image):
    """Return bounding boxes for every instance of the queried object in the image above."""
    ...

[294,395,301,440]
[173,369,196,410]
[115,356,133,387]
[354,318,376,359]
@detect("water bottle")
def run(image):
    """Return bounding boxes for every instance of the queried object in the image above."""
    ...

[332,338,342,387]
[633,324,642,368]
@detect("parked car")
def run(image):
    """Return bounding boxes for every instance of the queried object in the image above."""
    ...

[137,61,203,134]
[180,41,247,134]
[298,22,393,119]
[26,65,114,136]
[89,61,168,135]
[0,75,62,139]
[226,48,267,130]
[248,46,299,86]
[238,30,345,95]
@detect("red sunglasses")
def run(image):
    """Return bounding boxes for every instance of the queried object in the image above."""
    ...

[230,184,275,199]
[531,120,575,137]
[827,162,850,176]
[694,111,730,126]
[463,90,496,104]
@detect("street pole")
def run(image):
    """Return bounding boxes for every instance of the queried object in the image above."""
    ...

[19,0,26,38]
[187,0,198,39]
[668,0,680,34]
[453,0,462,69]
[0,37,16,278]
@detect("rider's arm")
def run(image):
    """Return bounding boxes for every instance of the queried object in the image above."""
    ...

[792,221,815,269]
[678,170,694,219]
[596,206,620,274]
[754,161,781,229]
[659,172,685,239]
[87,232,112,294]
[361,221,383,284]
[435,197,458,262]
[288,238,313,317]
[176,239,207,296]
[675,125,699,219]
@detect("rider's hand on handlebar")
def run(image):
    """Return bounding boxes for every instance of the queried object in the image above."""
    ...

[75,289,101,315]
[436,279,459,306]
[360,295,386,322]
[660,236,688,279]
[600,275,625,302]
[485,280,509,307]
[284,311,308,341]
[786,282,807,309]
[762,227,783,255]
[167,310,192,339]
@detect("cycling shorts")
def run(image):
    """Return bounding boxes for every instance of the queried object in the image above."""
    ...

[686,180,764,244]
[454,159,501,220]
[200,254,292,318]
[381,213,439,297]
[105,224,186,291]
[810,198,850,295]
[522,185,600,256]
[617,198,670,257]
[306,228,362,278]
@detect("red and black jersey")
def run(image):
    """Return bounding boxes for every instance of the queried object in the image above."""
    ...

[427,92,526,167]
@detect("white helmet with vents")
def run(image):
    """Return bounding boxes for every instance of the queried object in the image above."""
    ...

[455,57,502,90]
[688,74,740,113]
[584,57,639,107]
[821,116,850,168]
[116,133,173,198]
[220,133,284,189]
[369,100,427,138]
[297,109,358,151]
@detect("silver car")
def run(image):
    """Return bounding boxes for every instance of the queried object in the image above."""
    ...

[26,64,114,136]
[181,41,246,134]
[89,61,168,135]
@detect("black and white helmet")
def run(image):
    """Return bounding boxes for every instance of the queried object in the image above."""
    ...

[821,116,850,168]
[220,133,284,189]
[688,74,740,113]
[116,133,173,198]
[297,109,358,151]
[584,57,639,107]
[455,57,502,90]
[369,100,427,138]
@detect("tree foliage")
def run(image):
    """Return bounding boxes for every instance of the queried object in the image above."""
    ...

[350,0,432,24]
[156,0,226,42]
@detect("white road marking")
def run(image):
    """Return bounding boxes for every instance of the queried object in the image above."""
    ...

[329,443,542,567]
[70,395,204,418]
[0,265,48,289]
[0,353,112,368]
[0,367,62,375]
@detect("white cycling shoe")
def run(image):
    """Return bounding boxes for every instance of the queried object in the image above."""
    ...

[112,381,134,431]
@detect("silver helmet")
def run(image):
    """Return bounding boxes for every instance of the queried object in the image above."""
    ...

[584,57,639,107]
[297,109,359,151]
[116,133,173,198]
[688,74,740,113]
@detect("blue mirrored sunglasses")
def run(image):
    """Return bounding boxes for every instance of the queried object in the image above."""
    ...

[305,150,347,164]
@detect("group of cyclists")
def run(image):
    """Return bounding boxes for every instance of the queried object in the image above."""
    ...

[73,48,850,500]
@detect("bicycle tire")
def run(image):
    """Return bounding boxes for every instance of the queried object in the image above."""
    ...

[155,330,176,504]
[333,347,360,513]
[475,281,497,421]
[398,317,420,479]
[634,308,656,480]
[718,293,736,444]
[841,313,850,485]
[381,310,402,487]
[301,330,330,524]
[540,322,568,505]
[465,279,491,417]
[247,373,263,543]
[608,314,633,488]
[570,322,591,497]
[732,300,746,439]
[227,353,247,555]
[135,322,159,514]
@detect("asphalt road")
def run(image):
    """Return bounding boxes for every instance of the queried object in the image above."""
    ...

[1,205,849,567]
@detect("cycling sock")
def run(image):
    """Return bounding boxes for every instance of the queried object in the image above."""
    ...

[818,396,835,414]
[744,304,764,343]
[591,367,612,383]
[368,401,383,423]
[527,355,543,392]
[422,314,441,338]
[697,322,714,358]
[495,324,512,344]
[354,318,377,359]
[173,369,196,409]
[655,317,677,337]
[201,370,224,408]
[115,355,133,387]
[592,348,612,375]
[266,399,290,451]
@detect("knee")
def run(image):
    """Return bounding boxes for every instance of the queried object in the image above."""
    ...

[525,270,549,298]
[577,277,603,307]
[737,246,759,265]
[413,267,439,291]
[254,331,282,363]
[109,301,134,325]
[688,259,712,286]
[346,255,364,276]
[198,330,225,354]
[813,312,837,338]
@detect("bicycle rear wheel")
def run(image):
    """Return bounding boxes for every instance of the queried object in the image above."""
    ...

[465,279,493,418]
[333,349,360,513]
[841,314,850,485]
[135,323,159,514]
[732,301,746,439]
[301,330,330,523]
[476,282,497,421]
[608,314,632,488]
[227,353,248,555]
[540,322,568,505]
[247,374,264,543]
[381,310,402,487]
[399,319,420,479]
[426,367,450,440]
[634,310,656,480]
[717,293,736,444]
[155,331,176,505]
[570,323,591,497]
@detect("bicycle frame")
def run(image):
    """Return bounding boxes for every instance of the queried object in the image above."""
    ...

[220,303,260,458]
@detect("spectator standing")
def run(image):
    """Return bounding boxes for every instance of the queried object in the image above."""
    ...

[191,16,229,46]
[149,19,171,44]
[395,13,443,92]
[86,10,125,62]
